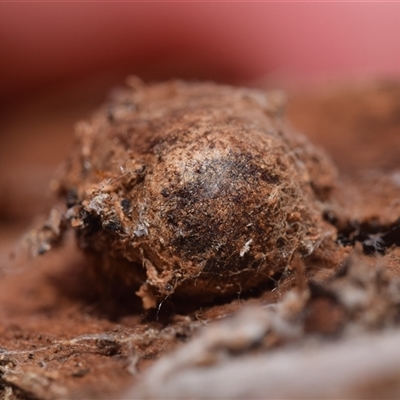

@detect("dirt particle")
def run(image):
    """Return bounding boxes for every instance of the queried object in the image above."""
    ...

[72,368,90,378]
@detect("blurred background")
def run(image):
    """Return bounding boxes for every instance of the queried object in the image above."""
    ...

[2,2,400,99]
[1,2,400,239]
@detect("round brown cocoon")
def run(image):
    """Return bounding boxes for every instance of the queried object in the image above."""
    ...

[58,80,337,308]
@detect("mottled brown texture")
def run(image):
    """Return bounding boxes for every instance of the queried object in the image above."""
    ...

[1,78,400,399]
[54,80,339,307]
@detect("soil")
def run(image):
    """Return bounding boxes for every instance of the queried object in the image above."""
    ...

[0,79,399,399]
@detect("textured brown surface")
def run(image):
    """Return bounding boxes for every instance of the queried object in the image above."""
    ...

[49,80,341,308]
[0,79,399,399]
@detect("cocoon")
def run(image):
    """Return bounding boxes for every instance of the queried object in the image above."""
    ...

[57,80,338,308]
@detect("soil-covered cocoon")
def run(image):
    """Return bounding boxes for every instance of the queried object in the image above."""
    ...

[57,80,338,308]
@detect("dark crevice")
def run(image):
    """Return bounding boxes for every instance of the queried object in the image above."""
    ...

[324,213,400,255]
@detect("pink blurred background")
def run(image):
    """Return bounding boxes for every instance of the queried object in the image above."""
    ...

[1,2,400,100]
